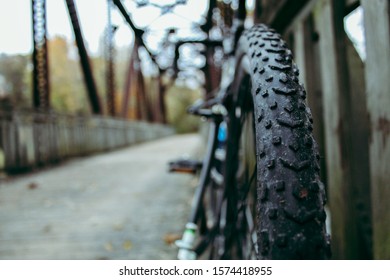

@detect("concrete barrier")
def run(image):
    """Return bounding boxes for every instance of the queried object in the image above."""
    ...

[0,108,174,173]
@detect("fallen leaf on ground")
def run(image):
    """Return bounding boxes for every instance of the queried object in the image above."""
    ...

[123,240,132,250]
[43,225,51,233]
[28,182,38,190]
[163,233,181,245]
[104,242,114,252]
[113,223,124,231]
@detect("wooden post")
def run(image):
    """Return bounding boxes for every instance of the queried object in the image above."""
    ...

[293,21,307,90]
[314,0,361,259]
[361,0,390,259]
[344,37,373,259]
[253,0,262,24]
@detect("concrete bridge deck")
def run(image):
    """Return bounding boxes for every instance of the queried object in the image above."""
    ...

[0,134,201,259]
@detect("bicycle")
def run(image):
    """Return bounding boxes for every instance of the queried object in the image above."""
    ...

[168,1,330,260]
[112,0,330,260]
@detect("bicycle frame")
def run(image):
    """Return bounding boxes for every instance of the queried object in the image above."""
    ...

[174,0,251,260]
[176,56,251,259]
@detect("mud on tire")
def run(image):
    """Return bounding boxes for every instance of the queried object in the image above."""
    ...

[233,24,331,259]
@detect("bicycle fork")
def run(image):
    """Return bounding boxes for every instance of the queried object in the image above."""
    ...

[175,121,221,259]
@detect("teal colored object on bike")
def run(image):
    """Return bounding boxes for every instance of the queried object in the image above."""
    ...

[217,122,227,143]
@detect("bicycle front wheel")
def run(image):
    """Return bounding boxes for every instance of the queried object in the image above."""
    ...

[224,24,330,259]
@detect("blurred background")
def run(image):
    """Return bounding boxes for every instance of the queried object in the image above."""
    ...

[0,0,388,260]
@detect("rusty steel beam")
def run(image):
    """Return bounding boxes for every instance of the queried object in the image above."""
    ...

[113,0,143,37]
[201,0,216,33]
[65,0,102,115]
[157,73,167,124]
[122,40,137,119]
[112,0,158,65]
[31,0,50,110]
[106,0,115,116]
[122,40,154,121]
[137,63,153,122]
[114,0,160,122]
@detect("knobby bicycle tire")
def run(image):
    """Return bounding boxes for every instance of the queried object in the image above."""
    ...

[227,24,330,259]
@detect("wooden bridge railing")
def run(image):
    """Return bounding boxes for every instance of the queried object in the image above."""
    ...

[0,108,174,173]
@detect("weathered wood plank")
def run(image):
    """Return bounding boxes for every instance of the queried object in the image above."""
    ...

[344,36,373,258]
[314,0,361,259]
[361,0,390,259]
[293,21,307,86]
[314,0,346,259]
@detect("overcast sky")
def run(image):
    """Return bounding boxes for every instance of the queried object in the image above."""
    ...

[0,0,363,58]
[0,0,209,55]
